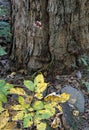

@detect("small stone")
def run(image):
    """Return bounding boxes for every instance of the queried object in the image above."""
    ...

[61,85,85,112]
[76,70,82,79]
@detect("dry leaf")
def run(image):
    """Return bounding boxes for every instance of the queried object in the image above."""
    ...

[7,72,16,78]
[51,117,61,128]
[56,105,63,112]
[73,110,79,116]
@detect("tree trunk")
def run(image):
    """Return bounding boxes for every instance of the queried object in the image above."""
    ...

[11,0,51,71]
[11,0,89,73]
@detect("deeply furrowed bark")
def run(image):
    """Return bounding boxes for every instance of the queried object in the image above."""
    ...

[11,0,89,73]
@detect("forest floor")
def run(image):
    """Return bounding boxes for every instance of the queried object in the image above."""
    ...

[0,0,89,130]
[0,57,89,130]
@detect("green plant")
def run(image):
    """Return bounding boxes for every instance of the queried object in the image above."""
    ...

[0,74,70,130]
[0,45,7,56]
[0,21,11,42]
[82,81,89,92]
[0,80,13,112]
[0,4,10,16]
[78,54,89,66]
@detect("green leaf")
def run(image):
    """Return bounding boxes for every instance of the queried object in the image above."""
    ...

[33,101,44,110]
[35,109,55,120]
[0,101,5,113]
[0,92,7,103]
[81,57,88,66]
[0,46,7,56]
[4,83,13,91]
[0,80,5,87]
[0,21,11,42]
[24,80,35,91]
[23,115,33,128]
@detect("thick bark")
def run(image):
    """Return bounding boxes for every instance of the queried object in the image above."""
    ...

[11,0,50,70]
[11,0,89,73]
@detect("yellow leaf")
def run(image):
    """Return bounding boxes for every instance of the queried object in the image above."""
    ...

[12,111,24,121]
[22,104,30,109]
[44,103,56,114]
[10,87,27,96]
[10,105,25,111]
[44,102,57,114]
[34,93,43,99]
[35,82,48,93]
[44,92,70,103]
[2,121,16,130]
[51,117,61,128]
[28,121,33,127]
[37,122,47,130]
[50,102,58,107]
[34,119,40,125]
[18,96,25,105]
[59,93,70,103]
[28,107,34,112]
[34,74,44,85]
[44,92,60,102]
[0,110,9,129]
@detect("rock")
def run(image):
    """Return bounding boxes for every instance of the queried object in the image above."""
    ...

[61,103,76,129]
[83,128,89,130]
[61,85,85,112]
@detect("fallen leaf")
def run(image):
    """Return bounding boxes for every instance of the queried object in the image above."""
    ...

[73,110,79,116]
[7,72,16,78]
[56,105,63,112]
[51,117,61,128]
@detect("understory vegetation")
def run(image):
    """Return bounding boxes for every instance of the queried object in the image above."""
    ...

[0,74,70,130]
